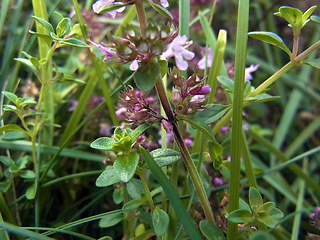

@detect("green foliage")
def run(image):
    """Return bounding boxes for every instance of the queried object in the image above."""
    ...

[113,152,139,182]
[133,59,160,91]
[149,148,181,167]
[274,6,317,34]
[199,220,225,240]
[152,208,169,237]
[147,0,172,19]
[248,31,292,57]
[228,188,284,229]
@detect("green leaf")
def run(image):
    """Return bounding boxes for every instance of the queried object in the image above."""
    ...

[90,137,114,151]
[199,220,225,240]
[311,15,320,23]
[28,31,53,46]
[32,16,54,33]
[126,178,146,200]
[14,58,39,77]
[56,17,71,38]
[96,3,127,14]
[122,199,143,211]
[257,215,277,228]
[0,124,29,135]
[196,104,231,124]
[96,166,121,187]
[113,152,139,182]
[208,141,223,169]
[304,58,320,69]
[178,115,215,142]
[0,156,15,167]
[268,207,284,219]
[239,198,252,213]
[134,59,160,92]
[152,208,169,237]
[2,91,18,103]
[99,212,123,228]
[59,38,89,48]
[248,31,291,57]
[227,209,253,223]
[20,170,36,179]
[217,76,234,92]
[26,181,37,200]
[70,23,82,36]
[147,0,172,19]
[1,131,27,140]
[249,187,263,212]
[113,188,124,204]
[130,123,151,145]
[301,6,317,25]
[259,202,275,214]
[159,55,168,77]
[140,146,202,240]
[149,148,181,167]
[245,93,280,104]
[250,231,276,240]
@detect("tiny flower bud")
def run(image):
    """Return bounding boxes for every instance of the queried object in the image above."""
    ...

[189,85,211,95]
[161,119,173,132]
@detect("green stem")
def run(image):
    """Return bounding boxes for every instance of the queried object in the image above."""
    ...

[291,32,300,59]
[137,169,155,211]
[135,0,147,37]
[155,77,215,224]
[227,0,249,238]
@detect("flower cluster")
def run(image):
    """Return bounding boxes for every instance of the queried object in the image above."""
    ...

[118,86,160,124]
[89,23,178,70]
[169,68,210,115]
[93,0,169,18]
[310,207,320,229]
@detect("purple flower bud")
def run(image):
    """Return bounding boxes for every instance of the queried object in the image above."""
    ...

[161,119,173,132]
[214,177,223,186]
[317,207,320,215]
[310,213,316,220]
[172,88,181,103]
[185,139,193,147]
[189,85,211,95]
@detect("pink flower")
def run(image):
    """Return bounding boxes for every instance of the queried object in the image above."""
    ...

[88,39,117,62]
[163,35,195,70]
[198,47,213,69]
[92,0,125,18]
[245,64,259,81]
[189,85,211,95]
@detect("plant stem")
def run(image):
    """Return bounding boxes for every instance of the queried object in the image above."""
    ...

[155,77,215,224]
[137,169,155,210]
[135,0,147,37]
[291,32,300,59]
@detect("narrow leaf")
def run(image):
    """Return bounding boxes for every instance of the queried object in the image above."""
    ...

[179,115,215,141]
[59,38,89,48]
[1,91,18,103]
[0,124,29,135]
[122,199,143,211]
[96,3,126,14]
[304,58,320,69]
[130,123,150,145]
[56,17,71,37]
[208,141,223,169]
[140,146,202,240]
[196,104,231,124]
[32,16,54,33]
[248,31,291,57]
[14,58,39,77]
[147,0,172,19]
[311,15,320,23]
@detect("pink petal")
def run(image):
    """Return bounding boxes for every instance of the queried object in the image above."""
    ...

[130,60,139,70]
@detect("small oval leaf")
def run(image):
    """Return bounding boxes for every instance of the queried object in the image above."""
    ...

[249,187,263,212]
[227,209,253,223]
[133,59,160,92]
[96,166,121,187]
[199,220,225,240]
[248,31,291,57]
[113,152,139,182]
[99,212,123,228]
[26,181,38,200]
[90,137,114,150]
[149,148,181,167]
[152,208,170,237]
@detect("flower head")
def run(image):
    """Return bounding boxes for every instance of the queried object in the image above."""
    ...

[198,47,213,70]
[245,64,259,81]
[163,35,195,70]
